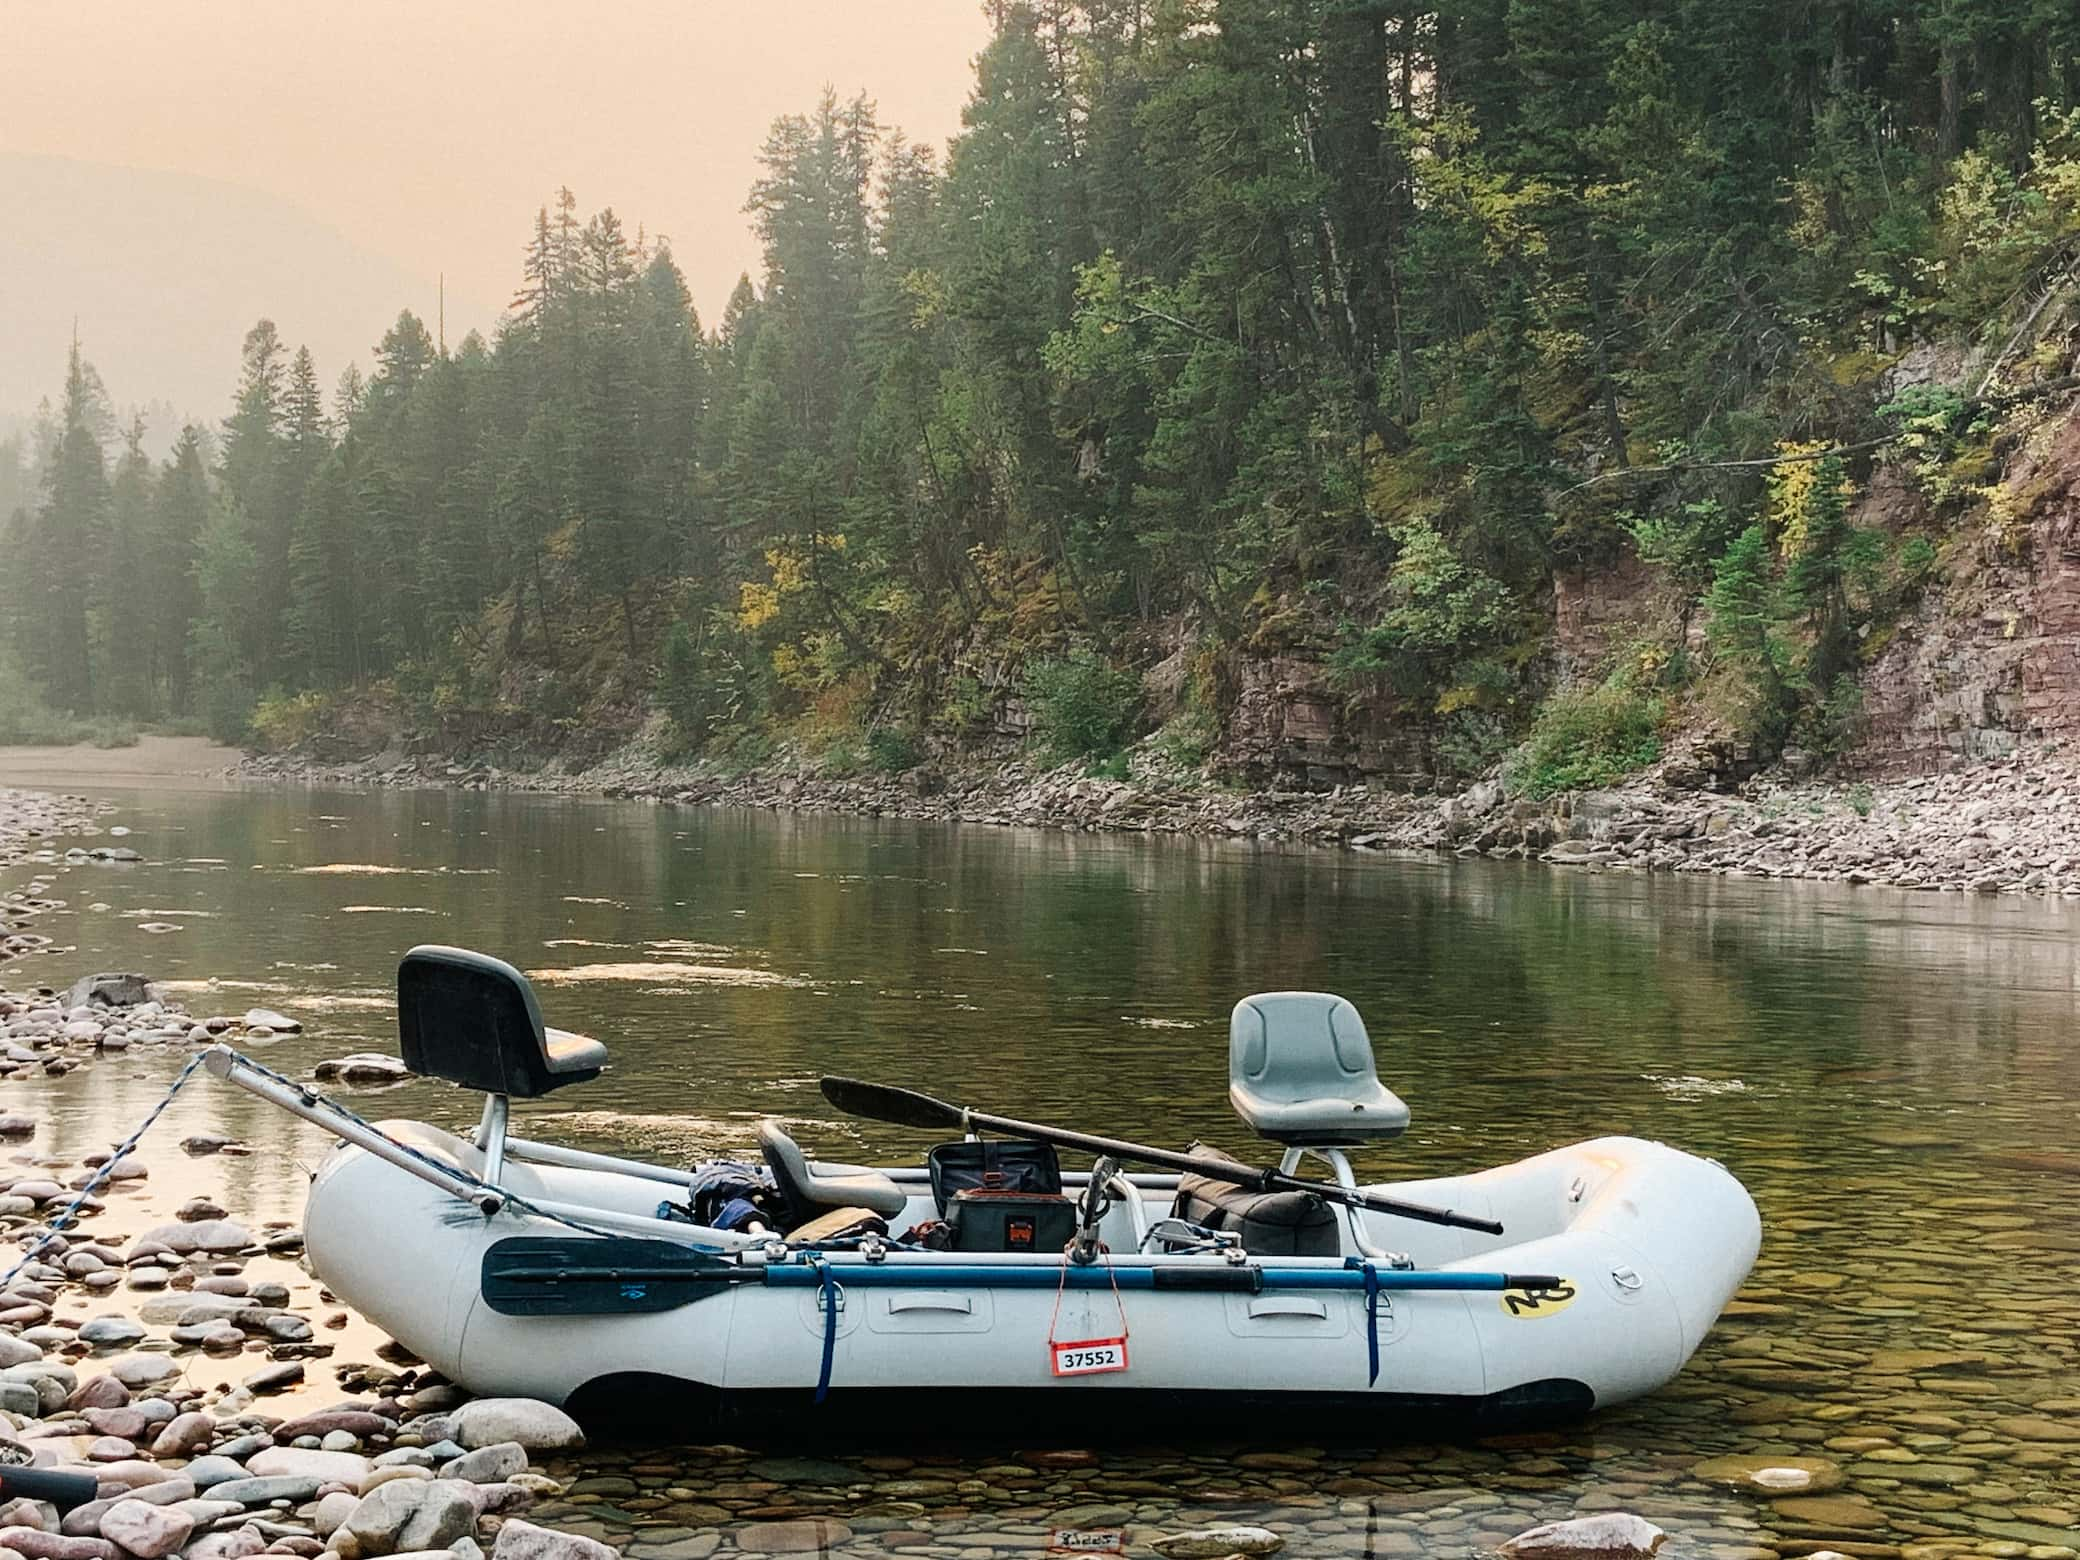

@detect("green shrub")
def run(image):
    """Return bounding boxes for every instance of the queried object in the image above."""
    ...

[867,725,924,773]
[1086,750,1131,781]
[1507,684,1666,799]
[248,689,332,753]
[1023,649,1142,762]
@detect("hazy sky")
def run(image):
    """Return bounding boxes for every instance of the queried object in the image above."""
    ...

[2,2,993,413]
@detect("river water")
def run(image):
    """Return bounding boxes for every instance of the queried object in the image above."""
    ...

[5,779,2078,1560]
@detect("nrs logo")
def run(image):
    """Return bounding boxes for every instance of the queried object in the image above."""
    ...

[1499,1280,1579,1318]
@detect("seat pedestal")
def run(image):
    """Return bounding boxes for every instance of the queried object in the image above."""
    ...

[1277,1144,1406,1265]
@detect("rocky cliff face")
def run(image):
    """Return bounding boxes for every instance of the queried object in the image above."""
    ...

[1855,405,2080,774]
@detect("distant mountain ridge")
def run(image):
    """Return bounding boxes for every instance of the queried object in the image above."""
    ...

[0,153,500,421]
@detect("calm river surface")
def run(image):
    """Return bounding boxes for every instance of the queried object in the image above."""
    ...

[6,777,2078,1560]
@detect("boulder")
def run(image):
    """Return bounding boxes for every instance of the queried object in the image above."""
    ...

[444,1401,582,1453]
[241,1010,300,1033]
[61,976,154,1011]
[489,1520,619,1560]
[1497,1516,1667,1560]
[94,1500,192,1560]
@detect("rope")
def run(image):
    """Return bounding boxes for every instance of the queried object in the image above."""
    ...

[1,1052,210,1290]
[3,1045,633,1295]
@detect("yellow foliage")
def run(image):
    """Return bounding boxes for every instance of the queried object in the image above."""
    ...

[1767,442,1855,558]
[737,580,780,630]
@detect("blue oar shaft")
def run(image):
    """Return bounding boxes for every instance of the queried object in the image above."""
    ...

[762,1264,1533,1292]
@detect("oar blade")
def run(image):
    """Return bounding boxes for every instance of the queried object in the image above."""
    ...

[821,1076,965,1130]
[481,1236,734,1317]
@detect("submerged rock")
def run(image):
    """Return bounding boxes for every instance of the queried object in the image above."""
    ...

[1150,1529,1284,1559]
[1497,1515,1666,1560]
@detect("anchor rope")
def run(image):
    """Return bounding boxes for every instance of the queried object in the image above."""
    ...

[1,1051,211,1290]
[3,1043,637,1294]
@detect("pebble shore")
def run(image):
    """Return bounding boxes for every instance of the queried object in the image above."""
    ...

[239,742,2080,902]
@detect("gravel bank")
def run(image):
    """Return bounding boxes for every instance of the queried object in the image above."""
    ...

[239,740,2080,901]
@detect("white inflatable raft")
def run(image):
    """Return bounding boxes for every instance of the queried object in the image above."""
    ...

[212,947,1761,1435]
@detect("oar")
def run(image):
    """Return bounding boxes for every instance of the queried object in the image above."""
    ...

[819,1077,1505,1235]
[480,1236,761,1316]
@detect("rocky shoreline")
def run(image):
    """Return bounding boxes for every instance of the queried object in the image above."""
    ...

[236,740,2080,902]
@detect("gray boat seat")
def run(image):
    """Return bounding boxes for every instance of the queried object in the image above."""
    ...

[398,945,607,1098]
[758,1120,908,1224]
[1229,992,1410,1146]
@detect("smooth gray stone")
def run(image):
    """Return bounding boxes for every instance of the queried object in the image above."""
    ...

[197,1476,324,1507]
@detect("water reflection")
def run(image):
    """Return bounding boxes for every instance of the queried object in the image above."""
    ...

[6,782,2077,1555]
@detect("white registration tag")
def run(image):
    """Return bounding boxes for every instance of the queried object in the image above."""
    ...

[1050,1337,1129,1376]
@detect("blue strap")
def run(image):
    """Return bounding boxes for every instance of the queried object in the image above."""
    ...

[1362,1261,1381,1386]
[814,1260,838,1404]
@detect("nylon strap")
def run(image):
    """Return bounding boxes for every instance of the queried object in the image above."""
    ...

[814,1259,838,1404]
[1362,1261,1381,1386]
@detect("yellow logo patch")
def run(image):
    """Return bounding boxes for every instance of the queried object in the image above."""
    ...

[1500,1280,1579,1318]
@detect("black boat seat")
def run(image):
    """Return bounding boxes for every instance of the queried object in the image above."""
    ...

[398,945,606,1098]
[1229,991,1409,1146]
[757,1120,908,1224]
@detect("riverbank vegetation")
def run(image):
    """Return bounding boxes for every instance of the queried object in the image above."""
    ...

[6,3,2080,789]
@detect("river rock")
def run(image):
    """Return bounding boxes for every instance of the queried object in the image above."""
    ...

[444,1400,582,1452]
[126,1219,250,1258]
[730,1521,852,1556]
[1149,1529,1283,1559]
[185,1529,267,1560]
[67,1376,129,1411]
[242,1362,303,1394]
[95,1500,192,1560]
[490,1519,619,1560]
[182,1458,248,1490]
[1497,1515,1667,1560]
[1691,1454,1842,1494]
[0,1533,120,1560]
[311,1493,359,1539]
[269,1410,389,1441]
[75,1319,143,1350]
[313,1054,409,1084]
[202,1477,324,1509]
[149,1412,214,1458]
[241,1008,300,1032]
[105,1357,177,1390]
[439,1445,526,1485]
[334,1479,478,1558]
[0,1337,41,1369]
[244,1448,371,1487]
[62,975,153,1011]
